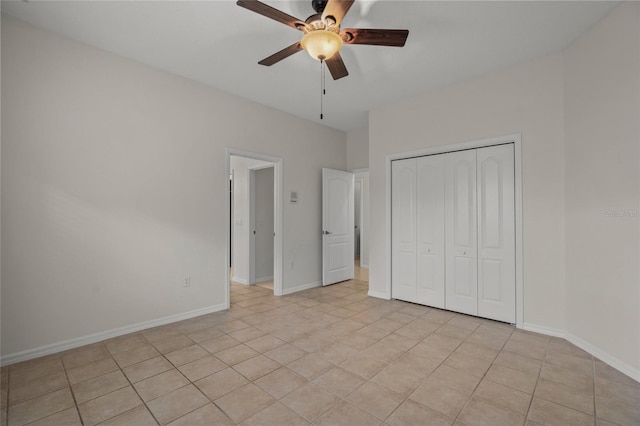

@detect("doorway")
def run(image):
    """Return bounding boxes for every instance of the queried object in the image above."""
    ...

[226,149,283,308]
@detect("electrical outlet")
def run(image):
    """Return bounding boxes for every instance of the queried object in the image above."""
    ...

[183,277,191,288]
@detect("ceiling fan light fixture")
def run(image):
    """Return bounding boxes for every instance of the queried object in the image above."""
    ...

[301,29,343,61]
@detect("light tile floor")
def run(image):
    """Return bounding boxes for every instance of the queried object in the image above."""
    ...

[2,275,639,425]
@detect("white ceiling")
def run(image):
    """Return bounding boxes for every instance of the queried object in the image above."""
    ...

[1,1,617,132]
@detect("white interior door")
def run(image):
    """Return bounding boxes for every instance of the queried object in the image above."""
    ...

[322,168,354,285]
[477,144,515,323]
[417,155,445,308]
[391,158,417,301]
[445,149,478,316]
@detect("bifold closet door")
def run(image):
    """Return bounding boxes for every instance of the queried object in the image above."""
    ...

[391,158,417,302]
[416,155,445,308]
[477,144,515,323]
[445,149,478,316]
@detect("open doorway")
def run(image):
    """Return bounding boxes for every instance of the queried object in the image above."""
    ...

[226,149,283,307]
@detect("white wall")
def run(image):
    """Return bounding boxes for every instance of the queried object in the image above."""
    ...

[563,2,640,377]
[254,167,274,283]
[1,17,346,361]
[354,172,369,268]
[369,2,640,380]
[369,53,567,331]
[230,156,271,285]
[347,127,369,171]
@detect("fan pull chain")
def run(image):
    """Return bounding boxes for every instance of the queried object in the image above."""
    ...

[320,60,325,120]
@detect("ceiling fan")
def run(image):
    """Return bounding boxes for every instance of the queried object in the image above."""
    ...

[236,0,409,80]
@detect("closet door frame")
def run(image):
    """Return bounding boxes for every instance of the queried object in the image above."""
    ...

[384,134,524,327]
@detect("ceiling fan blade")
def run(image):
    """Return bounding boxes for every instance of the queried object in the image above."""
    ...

[258,42,303,66]
[322,0,355,27]
[237,0,306,31]
[341,28,409,47]
[325,52,349,80]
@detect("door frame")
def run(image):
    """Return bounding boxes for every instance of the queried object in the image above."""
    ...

[249,163,275,286]
[384,134,524,327]
[225,148,284,309]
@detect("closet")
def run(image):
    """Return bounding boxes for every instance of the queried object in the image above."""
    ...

[391,143,515,323]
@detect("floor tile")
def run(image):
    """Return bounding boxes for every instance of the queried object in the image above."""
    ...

[177,355,226,381]
[122,357,174,383]
[346,381,404,420]
[112,344,160,368]
[484,364,537,394]
[246,335,286,353]
[214,383,275,424]
[287,354,333,380]
[147,384,209,425]
[66,358,119,385]
[595,394,640,426]
[8,372,68,406]
[134,369,189,402]
[264,343,307,365]
[314,400,381,426]
[281,382,339,422]
[371,364,423,397]
[427,364,482,396]
[100,405,158,426]
[473,379,531,415]
[535,378,593,415]
[194,367,249,401]
[215,344,260,366]
[386,399,453,426]
[164,345,208,367]
[233,354,280,381]
[77,386,142,426]
[340,352,388,379]
[312,366,366,398]
[457,397,525,426]
[27,407,82,426]
[527,397,594,426]
[71,370,129,404]
[391,352,440,378]
[166,403,233,426]
[409,380,468,418]
[239,401,309,426]
[254,367,308,399]
[8,388,75,426]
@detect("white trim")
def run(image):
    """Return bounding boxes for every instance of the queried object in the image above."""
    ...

[226,148,284,297]
[522,322,566,338]
[281,280,322,295]
[522,322,640,382]
[256,275,274,283]
[385,134,524,327]
[231,276,249,285]
[350,167,369,173]
[565,332,640,382]
[0,303,227,367]
[368,289,390,299]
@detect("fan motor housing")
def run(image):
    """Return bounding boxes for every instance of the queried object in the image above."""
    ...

[311,0,327,13]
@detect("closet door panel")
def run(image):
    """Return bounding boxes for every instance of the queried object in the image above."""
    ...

[477,144,515,323]
[391,158,417,302]
[445,150,478,316]
[416,155,445,308]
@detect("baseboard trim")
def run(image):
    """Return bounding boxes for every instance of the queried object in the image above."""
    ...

[232,276,249,285]
[367,289,390,300]
[281,280,321,295]
[522,322,640,382]
[256,275,274,283]
[1,303,228,367]
[565,332,640,382]
[522,322,566,338]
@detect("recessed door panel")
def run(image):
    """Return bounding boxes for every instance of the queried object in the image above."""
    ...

[445,149,478,316]
[416,155,445,308]
[322,168,354,285]
[392,158,417,302]
[477,144,515,323]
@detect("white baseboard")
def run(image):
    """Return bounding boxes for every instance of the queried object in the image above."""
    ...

[281,280,321,295]
[522,322,566,338]
[522,322,640,382]
[367,289,390,299]
[359,262,369,269]
[256,275,274,283]
[565,332,640,382]
[1,303,228,367]
[232,276,249,285]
